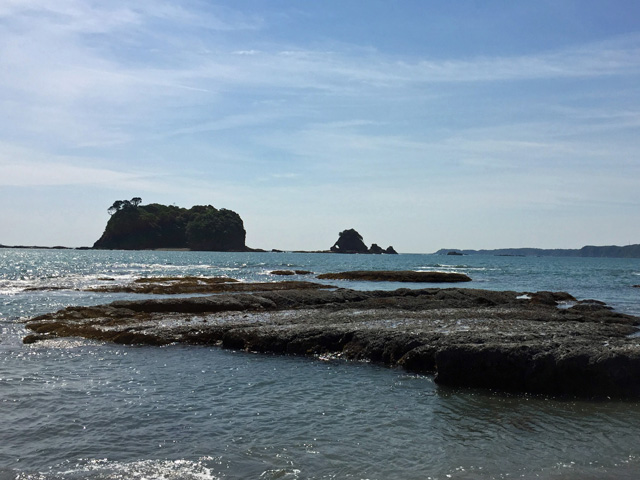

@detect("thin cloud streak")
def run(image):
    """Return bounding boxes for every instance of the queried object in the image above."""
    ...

[1,2,639,250]
[4,8,640,101]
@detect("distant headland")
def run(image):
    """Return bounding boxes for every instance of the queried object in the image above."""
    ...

[436,245,640,259]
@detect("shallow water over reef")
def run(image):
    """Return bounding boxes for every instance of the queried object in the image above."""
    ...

[2,249,640,479]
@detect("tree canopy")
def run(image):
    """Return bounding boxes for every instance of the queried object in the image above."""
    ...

[108,197,142,215]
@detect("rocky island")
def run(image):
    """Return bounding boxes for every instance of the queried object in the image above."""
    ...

[93,198,250,251]
[330,229,397,254]
[90,201,398,255]
[23,279,640,399]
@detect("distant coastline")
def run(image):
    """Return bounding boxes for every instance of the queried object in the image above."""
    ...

[4,242,640,258]
[437,244,640,259]
[0,244,90,250]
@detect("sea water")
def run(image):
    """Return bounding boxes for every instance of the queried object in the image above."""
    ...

[1,249,640,479]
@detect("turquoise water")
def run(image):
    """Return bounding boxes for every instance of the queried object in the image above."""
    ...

[1,249,640,479]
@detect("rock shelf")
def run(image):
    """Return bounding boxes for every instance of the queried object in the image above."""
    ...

[316,270,471,283]
[88,277,328,294]
[24,284,640,399]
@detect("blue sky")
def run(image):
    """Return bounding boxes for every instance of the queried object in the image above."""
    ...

[1,1,639,252]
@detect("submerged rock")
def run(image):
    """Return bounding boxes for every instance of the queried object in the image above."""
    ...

[23,283,640,399]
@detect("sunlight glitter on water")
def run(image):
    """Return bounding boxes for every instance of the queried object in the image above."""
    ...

[3,250,640,479]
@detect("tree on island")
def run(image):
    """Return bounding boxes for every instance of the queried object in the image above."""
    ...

[108,197,142,215]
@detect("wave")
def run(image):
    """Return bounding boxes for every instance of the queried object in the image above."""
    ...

[13,458,220,480]
[0,274,137,294]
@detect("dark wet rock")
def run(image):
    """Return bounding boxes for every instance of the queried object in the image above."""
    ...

[434,343,640,398]
[271,270,314,276]
[24,286,70,292]
[385,246,398,254]
[23,334,49,344]
[569,299,614,313]
[316,270,471,283]
[527,291,576,306]
[23,284,640,398]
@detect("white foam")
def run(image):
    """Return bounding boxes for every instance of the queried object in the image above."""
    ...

[18,458,221,480]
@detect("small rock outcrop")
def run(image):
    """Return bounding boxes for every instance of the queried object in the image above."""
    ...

[330,229,397,254]
[330,229,368,253]
[270,270,314,276]
[369,243,384,254]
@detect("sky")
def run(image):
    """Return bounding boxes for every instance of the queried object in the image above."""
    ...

[1,1,640,253]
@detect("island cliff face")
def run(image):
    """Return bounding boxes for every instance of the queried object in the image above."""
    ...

[93,200,247,251]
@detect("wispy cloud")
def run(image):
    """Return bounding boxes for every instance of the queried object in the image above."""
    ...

[0,142,149,187]
[2,1,639,156]
[182,34,640,92]
[1,1,639,249]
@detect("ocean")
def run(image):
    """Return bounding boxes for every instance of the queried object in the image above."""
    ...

[1,249,640,479]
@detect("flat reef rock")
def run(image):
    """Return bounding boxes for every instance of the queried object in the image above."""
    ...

[23,283,640,399]
[87,277,327,294]
[317,270,471,283]
[270,270,314,276]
